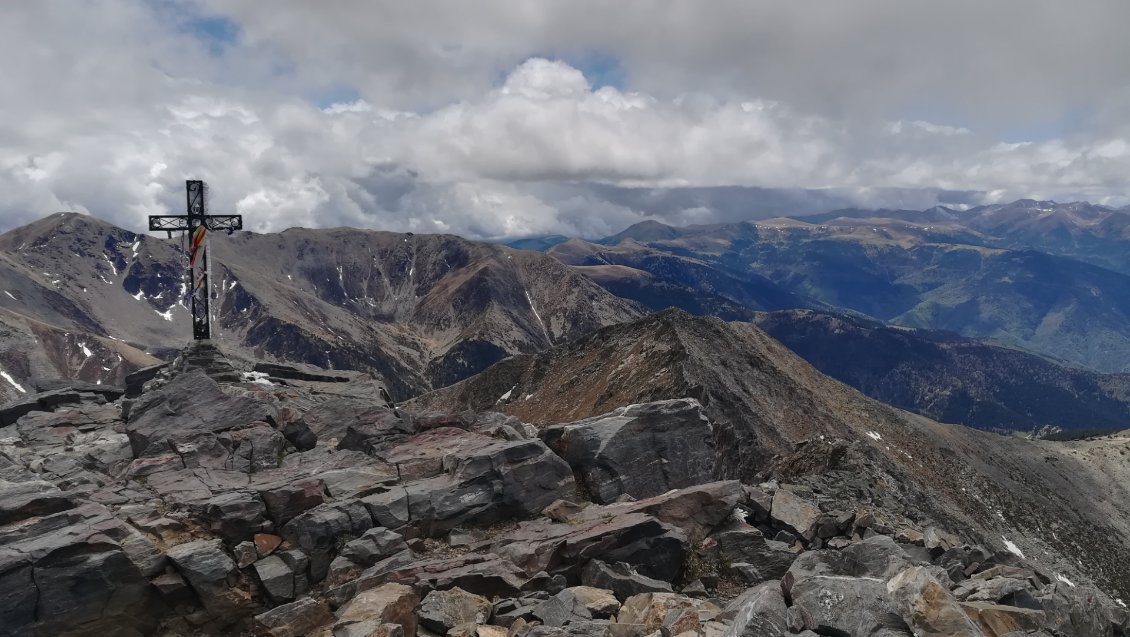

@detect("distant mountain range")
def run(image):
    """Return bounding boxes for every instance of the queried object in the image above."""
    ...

[0,213,640,403]
[6,200,1130,435]
[546,200,1130,377]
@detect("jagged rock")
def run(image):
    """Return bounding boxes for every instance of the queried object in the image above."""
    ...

[712,523,796,584]
[719,581,789,637]
[0,478,74,524]
[125,362,167,398]
[418,587,493,634]
[282,418,318,451]
[328,556,365,586]
[254,361,355,384]
[341,527,410,567]
[336,407,416,455]
[234,541,258,568]
[280,550,312,598]
[569,481,744,545]
[493,512,688,582]
[224,424,287,472]
[1036,584,1129,637]
[361,487,411,529]
[953,577,1032,604]
[256,597,334,637]
[260,477,326,526]
[887,566,984,637]
[961,602,1044,635]
[23,541,161,636]
[255,555,297,604]
[770,488,822,541]
[570,586,621,618]
[541,399,715,503]
[282,499,374,582]
[580,560,673,601]
[400,437,576,535]
[125,368,275,457]
[781,536,925,635]
[205,490,269,541]
[534,589,594,627]
[334,583,420,637]
[924,527,961,557]
[166,539,241,616]
[617,592,720,635]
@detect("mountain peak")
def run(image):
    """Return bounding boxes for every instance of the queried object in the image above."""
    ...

[598,219,682,245]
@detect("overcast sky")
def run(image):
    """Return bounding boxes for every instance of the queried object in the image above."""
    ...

[2,1,1129,239]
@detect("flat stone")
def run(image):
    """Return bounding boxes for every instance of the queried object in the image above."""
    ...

[580,560,673,602]
[770,488,822,541]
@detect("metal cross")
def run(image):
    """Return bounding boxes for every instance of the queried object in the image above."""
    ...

[148,180,243,340]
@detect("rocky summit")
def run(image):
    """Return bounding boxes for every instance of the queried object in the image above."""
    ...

[0,331,1128,636]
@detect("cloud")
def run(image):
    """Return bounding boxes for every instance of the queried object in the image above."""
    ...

[1,2,1129,239]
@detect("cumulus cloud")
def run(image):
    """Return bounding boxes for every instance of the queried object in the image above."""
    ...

[1,1,1128,239]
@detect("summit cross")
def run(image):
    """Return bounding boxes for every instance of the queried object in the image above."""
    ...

[148,180,243,340]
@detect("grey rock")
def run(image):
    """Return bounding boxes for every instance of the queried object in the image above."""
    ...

[259,477,326,526]
[495,512,688,582]
[534,589,594,627]
[0,478,74,525]
[886,566,982,637]
[769,487,822,541]
[125,368,275,457]
[541,398,716,503]
[166,539,240,615]
[205,490,268,541]
[282,499,374,582]
[580,560,673,602]
[255,596,334,637]
[720,581,789,637]
[712,523,796,584]
[341,527,409,566]
[255,555,297,604]
[235,541,258,568]
[418,587,492,634]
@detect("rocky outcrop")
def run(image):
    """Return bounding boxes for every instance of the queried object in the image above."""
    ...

[3,342,1129,637]
[542,399,716,503]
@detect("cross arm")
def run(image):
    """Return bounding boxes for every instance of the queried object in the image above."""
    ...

[148,215,243,232]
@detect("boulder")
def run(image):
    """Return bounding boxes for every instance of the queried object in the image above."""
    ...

[0,478,75,525]
[617,592,721,635]
[570,586,621,619]
[255,555,299,604]
[570,481,744,545]
[166,539,241,616]
[580,560,672,601]
[125,369,275,457]
[204,491,268,541]
[541,399,716,503]
[719,581,789,637]
[492,512,688,582]
[334,583,420,637]
[961,602,1044,636]
[712,523,795,584]
[256,597,334,637]
[887,566,984,637]
[259,478,326,526]
[533,589,595,627]
[781,536,923,635]
[769,488,822,541]
[282,499,375,582]
[341,527,410,567]
[418,587,492,634]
